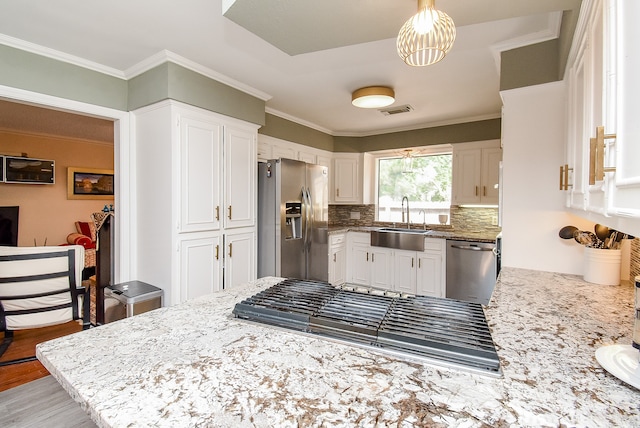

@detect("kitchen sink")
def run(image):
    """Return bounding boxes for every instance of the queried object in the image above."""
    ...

[370,227,430,251]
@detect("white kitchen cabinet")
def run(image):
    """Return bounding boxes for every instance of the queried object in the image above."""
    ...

[224,126,256,229]
[178,115,223,233]
[452,140,502,205]
[178,233,223,301]
[347,232,392,289]
[416,239,446,297]
[392,239,445,297]
[563,0,640,236]
[328,233,346,285]
[333,154,360,204]
[224,229,256,289]
[298,150,316,164]
[134,100,259,305]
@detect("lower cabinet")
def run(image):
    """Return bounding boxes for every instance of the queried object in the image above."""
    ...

[328,233,346,285]
[177,229,255,302]
[178,232,223,302]
[224,229,256,289]
[348,233,393,289]
[344,232,445,297]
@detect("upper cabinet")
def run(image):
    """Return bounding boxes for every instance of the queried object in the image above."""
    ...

[333,154,361,204]
[452,140,502,205]
[224,126,256,229]
[564,0,640,236]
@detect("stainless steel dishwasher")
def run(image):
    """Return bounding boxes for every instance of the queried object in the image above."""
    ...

[446,240,497,305]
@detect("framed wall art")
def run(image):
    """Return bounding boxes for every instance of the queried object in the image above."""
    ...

[67,167,114,200]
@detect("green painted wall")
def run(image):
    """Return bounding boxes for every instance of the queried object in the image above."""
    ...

[128,63,265,125]
[0,44,128,110]
[334,119,502,153]
[260,113,334,151]
[500,40,560,91]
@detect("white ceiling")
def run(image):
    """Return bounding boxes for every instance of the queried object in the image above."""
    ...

[0,0,581,139]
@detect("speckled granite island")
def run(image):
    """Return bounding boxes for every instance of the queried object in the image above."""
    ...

[37,268,639,427]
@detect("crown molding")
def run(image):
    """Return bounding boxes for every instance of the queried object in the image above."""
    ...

[124,50,272,102]
[0,33,126,79]
[265,107,334,135]
[489,11,563,73]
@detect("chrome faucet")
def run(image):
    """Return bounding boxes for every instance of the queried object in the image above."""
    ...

[401,196,409,228]
[418,209,427,230]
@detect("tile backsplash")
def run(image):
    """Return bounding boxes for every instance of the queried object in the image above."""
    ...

[328,204,500,233]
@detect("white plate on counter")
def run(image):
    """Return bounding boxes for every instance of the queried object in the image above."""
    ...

[595,344,640,390]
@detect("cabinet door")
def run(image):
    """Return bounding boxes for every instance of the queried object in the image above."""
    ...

[224,230,256,288]
[179,116,222,232]
[370,247,393,290]
[329,245,346,285]
[351,243,371,286]
[607,1,640,220]
[334,157,359,203]
[271,144,296,160]
[298,150,316,164]
[393,250,416,294]
[480,148,502,204]
[416,252,443,298]
[453,149,481,204]
[224,126,256,229]
[178,233,222,303]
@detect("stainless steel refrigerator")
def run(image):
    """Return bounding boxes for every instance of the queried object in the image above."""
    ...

[258,158,329,281]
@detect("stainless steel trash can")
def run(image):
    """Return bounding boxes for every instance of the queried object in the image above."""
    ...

[104,281,163,323]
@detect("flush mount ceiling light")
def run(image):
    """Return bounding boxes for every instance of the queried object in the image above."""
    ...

[397,0,456,66]
[351,86,395,109]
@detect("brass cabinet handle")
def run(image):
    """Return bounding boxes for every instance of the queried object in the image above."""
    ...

[483,186,486,196]
[216,206,220,221]
[559,164,573,191]
[228,206,232,220]
[371,254,375,263]
[333,253,336,262]
[215,245,219,260]
[411,258,414,268]
[589,126,617,185]
[475,186,478,196]
[336,188,340,197]
[228,243,232,257]
[366,252,369,262]
[418,259,421,268]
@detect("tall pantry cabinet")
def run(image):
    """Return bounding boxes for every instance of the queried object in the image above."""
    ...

[134,100,258,306]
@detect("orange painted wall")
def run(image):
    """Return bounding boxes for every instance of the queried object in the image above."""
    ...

[0,131,114,246]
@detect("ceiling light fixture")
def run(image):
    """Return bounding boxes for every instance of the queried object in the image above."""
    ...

[351,86,395,109]
[397,0,456,67]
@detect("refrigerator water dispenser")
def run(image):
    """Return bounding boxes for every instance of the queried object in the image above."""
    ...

[285,202,302,239]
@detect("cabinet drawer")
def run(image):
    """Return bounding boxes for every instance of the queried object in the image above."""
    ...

[348,232,370,244]
[424,238,444,252]
[330,234,346,246]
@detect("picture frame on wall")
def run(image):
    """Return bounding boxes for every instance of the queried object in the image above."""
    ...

[67,167,114,200]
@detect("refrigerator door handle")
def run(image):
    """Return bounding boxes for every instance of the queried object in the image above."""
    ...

[300,187,308,251]
[306,187,313,251]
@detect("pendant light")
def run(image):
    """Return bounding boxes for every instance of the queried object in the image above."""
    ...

[401,149,414,173]
[397,0,456,66]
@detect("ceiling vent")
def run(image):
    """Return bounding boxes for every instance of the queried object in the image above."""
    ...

[379,104,413,116]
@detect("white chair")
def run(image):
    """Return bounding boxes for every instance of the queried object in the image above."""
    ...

[0,245,90,366]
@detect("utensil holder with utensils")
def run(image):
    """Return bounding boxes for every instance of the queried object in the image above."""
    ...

[583,247,622,285]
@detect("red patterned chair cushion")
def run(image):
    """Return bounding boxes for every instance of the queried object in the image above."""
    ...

[75,221,97,242]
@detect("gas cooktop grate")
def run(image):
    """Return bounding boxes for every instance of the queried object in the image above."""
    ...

[233,279,501,375]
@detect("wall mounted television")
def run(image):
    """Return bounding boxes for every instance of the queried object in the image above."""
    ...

[4,156,55,184]
[0,206,19,246]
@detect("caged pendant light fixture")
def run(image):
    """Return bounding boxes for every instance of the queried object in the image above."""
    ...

[397,0,456,66]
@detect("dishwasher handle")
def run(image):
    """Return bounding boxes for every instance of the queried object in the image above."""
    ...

[450,244,494,251]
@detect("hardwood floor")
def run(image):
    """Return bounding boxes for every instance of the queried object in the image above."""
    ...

[0,321,82,392]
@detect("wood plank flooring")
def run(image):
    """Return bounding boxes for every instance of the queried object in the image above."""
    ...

[0,376,96,427]
[0,321,82,392]
[0,322,97,427]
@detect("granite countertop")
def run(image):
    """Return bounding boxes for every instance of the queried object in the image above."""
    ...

[37,268,639,427]
[328,225,500,243]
